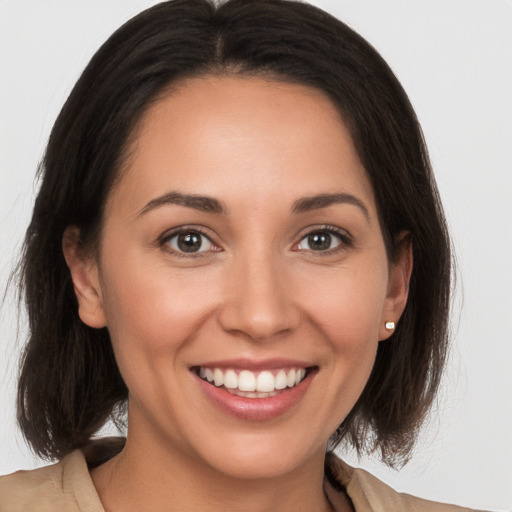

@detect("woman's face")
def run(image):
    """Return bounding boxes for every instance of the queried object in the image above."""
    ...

[70,76,409,479]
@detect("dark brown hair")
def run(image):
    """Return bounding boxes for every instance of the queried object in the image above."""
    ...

[16,0,451,466]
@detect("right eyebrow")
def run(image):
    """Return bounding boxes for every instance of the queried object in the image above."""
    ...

[137,191,227,217]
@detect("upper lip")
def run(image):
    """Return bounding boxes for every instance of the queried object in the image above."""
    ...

[191,358,314,371]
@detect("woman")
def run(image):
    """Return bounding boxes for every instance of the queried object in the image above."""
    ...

[0,0,490,510]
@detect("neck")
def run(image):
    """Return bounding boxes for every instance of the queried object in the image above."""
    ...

[91,434,339,512]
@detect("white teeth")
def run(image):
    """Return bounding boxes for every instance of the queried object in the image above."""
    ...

[238,370,256,392]
[286,369,296,387]
[224,369,238,389]
[226,388,280,398]
[275,370,287,390]
[198,366,308,395]
[256,371,275,392]
[213,368,224,387]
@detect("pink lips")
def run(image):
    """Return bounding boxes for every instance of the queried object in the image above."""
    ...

[192,359,315,421]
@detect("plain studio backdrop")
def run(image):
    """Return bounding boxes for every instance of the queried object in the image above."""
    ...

[1,1,511,510]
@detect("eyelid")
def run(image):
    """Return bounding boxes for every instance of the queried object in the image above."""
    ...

[156,223,352,257]
[292,224,353,252]
[159,225,221,257]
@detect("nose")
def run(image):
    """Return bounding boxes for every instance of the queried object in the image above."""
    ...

[218,249,301,341]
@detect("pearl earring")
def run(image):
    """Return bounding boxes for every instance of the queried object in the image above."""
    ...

[385,321,395,330]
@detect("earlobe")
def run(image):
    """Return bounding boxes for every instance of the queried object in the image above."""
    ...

[62,226,107,329]
[379,232,413,341]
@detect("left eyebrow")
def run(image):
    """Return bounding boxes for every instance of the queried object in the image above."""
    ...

[291,193,370,220]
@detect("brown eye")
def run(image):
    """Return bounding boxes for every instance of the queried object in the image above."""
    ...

[307,232,332,251]
[166,231,214,253]
[296,230,344,252]
[178,233,202,252]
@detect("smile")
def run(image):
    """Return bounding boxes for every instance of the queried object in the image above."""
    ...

[195,367,308,398]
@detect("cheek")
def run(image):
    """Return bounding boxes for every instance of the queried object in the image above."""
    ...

[99,255,221,361]
[302,260,389,349]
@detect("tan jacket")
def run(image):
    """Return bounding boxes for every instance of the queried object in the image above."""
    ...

[0,448,485,511]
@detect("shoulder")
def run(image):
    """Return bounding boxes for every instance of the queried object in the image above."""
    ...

[0,458,67,511]
[326,453,489,512]
[0,450,103,512]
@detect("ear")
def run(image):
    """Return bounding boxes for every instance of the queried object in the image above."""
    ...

[379,232,413,341]
[62,226,107,328]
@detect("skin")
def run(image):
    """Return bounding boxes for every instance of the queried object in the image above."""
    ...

[64,76,411,511]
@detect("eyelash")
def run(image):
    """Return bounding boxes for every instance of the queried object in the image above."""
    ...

[159,226,218,259]
[158,224,353,259]
[294,225,353,255]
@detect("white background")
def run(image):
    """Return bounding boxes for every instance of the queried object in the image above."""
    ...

[1,1,511,510]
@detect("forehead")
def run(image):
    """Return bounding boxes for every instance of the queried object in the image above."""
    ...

[108,75,375,216]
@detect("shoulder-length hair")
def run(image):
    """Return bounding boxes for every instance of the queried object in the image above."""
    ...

[16,0,451,466]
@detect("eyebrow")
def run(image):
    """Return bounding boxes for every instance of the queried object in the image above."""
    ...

[138,191,227,217]
[137,190,369,220]
[291,193,370,220]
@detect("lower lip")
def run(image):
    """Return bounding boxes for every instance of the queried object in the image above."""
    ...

[194,371,314,421]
